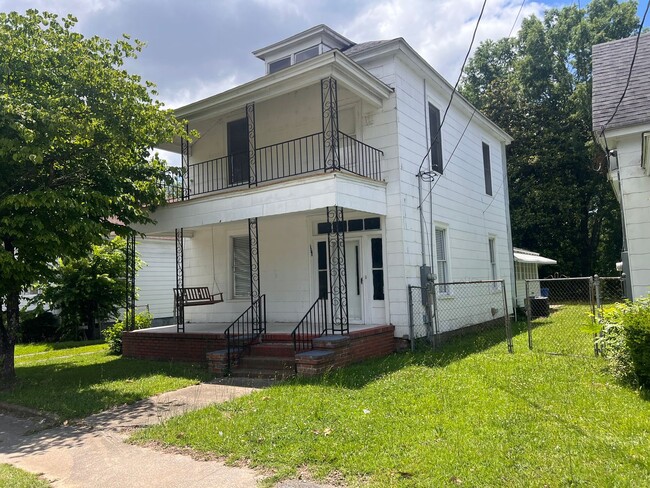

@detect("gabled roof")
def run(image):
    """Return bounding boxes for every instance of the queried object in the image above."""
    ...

[592,32,650,133]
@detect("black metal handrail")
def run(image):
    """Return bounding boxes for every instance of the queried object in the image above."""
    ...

[338,131,382,180]
[224,294,266,372]
[168,131,383,201]
[291,295,329,352]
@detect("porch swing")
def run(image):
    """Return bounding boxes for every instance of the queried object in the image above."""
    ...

[174,226,224,307]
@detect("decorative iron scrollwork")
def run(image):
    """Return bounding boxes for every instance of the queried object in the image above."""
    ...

[175,228,185,333]
[327,206,349,334]
[321,77,339,172]
[246,103,257,187]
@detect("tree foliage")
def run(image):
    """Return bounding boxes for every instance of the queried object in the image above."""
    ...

[0,10,187,384]
[35,236,142,340]
[462,0,639,277]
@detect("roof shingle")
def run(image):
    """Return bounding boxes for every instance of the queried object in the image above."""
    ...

[592,32,650,133]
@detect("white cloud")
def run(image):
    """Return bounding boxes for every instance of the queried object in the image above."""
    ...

[341,0,549,80]
[160,74,241,109]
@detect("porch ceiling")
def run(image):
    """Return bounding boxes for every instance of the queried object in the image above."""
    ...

[136,172,387,235]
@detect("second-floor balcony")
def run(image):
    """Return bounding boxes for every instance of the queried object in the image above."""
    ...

[167,130,382,202]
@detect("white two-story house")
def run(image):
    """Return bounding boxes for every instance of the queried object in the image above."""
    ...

[132,25,514,363]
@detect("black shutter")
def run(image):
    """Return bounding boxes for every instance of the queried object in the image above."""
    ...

[429,103,443,173]
[482,142,492,195]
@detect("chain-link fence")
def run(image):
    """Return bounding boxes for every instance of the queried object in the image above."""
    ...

[524,275,625,356]
[409,280,513,353]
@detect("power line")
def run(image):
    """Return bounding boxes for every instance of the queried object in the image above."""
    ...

[599,0,650,135]
[508,0,526,38]
[417,0,488,175]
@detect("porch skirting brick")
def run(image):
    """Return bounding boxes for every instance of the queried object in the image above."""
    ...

[122,331,226,363]
[295,325,395,377]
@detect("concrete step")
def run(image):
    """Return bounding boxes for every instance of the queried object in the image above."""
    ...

[248,342,296,357]
[238,355,295,370]
[229,367,295,380]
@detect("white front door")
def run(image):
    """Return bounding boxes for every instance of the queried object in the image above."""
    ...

[345,239,363,322]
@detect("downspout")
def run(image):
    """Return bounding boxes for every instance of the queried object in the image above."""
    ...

[501,141,517,318]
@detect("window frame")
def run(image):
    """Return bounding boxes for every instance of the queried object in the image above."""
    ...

[428,103,444,174]
[434,226,450,293]
[231,235,251,299]
[642,132,650,172]
[488,237,497,281]
[482,142,492,196]
[268,56,291,74]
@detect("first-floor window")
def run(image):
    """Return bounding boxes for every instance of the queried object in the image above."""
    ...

[371,237,384,300]
[232,236,250,298]
[317,241,328,299]
[435,227,449,293]
[488,237,497,281]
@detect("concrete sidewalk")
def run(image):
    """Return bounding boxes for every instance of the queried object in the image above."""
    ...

[0,380,299,487]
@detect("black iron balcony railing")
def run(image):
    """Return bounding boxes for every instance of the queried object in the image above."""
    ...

[165,131,383,201]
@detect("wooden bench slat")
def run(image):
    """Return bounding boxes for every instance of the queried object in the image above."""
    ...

[174,287,223,306]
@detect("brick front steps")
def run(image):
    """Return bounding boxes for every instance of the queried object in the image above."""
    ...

[207,325,396,378]
[124,325,396,378]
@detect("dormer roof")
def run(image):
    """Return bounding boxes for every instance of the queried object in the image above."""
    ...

[252,24,354,61]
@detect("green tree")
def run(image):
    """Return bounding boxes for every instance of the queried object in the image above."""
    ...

[0,10,186,385]
[462,0,638,276]
[36,236,143,340]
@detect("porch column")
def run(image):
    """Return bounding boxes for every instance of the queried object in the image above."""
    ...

[248,217,263,333]
[124,232,136,332]
[327,206,349,334]
[180,123,190,200]
[246,103,257,187]
[175,228,185,333]
[321,77,340,172]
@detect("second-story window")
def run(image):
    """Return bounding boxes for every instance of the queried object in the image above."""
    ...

[295,45,320,63]
[269,56,291,74]
[429,103,443,174]
[483,142,492,195]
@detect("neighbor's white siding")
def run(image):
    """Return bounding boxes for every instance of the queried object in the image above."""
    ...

[609,126,650,299]
[136,238,176,319]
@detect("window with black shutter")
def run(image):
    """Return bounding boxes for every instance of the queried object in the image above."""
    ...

[482,142,492,195]
[429,103,443,173]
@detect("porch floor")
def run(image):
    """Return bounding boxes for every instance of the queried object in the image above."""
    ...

[134,322,379,335]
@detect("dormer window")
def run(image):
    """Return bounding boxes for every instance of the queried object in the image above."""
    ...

[268,56,291,74]
[295,45,320,63]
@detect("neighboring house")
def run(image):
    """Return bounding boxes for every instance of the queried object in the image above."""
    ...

[513,248,557,307]
[135,237,176,324]
[136,25,514,341]
[592,32,650,300]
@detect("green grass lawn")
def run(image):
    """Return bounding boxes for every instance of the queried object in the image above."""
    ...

[0,464,49,488]
[1,342,211,420]
[527,303,598,356]
[133,318,650,487]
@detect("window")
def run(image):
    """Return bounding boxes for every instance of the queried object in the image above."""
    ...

[641,132,650,174]
[268,56,291,74]
[316,217,381,234]
[232,236,250,298]
[317,241,328,299]
[295,45,320,63]
[371,238,384,300]
[429,103,443,173]
[488,237,497,281]
[435,227,449,292]
[482,142,492,195]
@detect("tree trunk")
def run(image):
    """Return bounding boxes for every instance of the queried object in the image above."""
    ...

[0,292,18,386]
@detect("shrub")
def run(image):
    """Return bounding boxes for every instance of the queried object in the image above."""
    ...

[103,310,153,354]
[599,296,650,388]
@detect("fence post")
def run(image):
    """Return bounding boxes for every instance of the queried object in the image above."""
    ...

[408,285,415,352]
[502,280,513,353]
[525,280,533,350]
[593,274,601,357]
[429,281,438,350]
